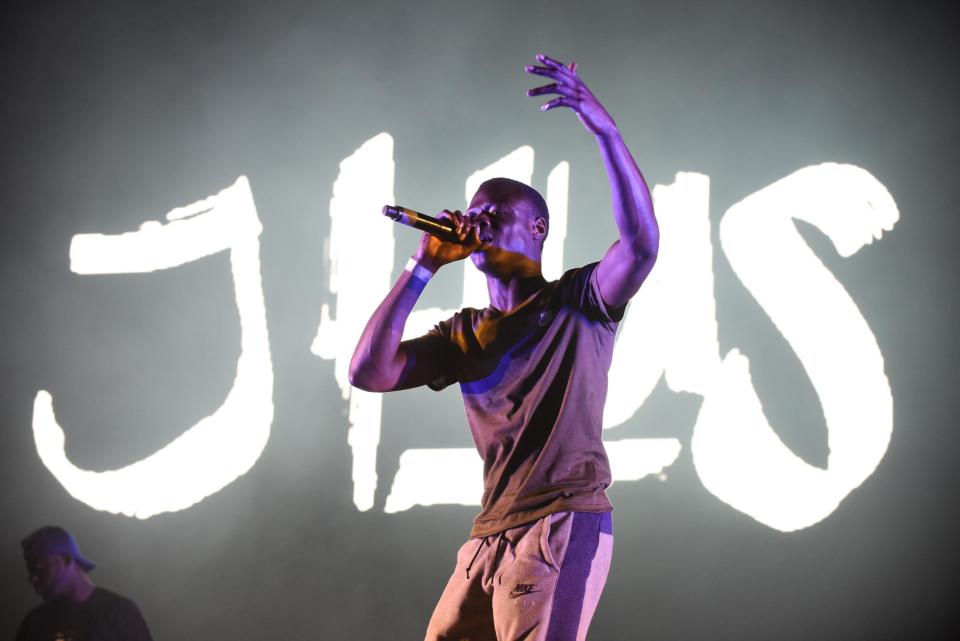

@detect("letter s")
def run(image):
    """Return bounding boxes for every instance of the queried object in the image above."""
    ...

[692,163,898,531]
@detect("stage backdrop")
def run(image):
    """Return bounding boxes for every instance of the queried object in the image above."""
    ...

[2,1,957,639]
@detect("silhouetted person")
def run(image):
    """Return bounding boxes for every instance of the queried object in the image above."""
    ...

[16,526,154,641]
[350,55,659,641]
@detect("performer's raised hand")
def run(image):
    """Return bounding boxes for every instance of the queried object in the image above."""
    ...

[525,54,618,137]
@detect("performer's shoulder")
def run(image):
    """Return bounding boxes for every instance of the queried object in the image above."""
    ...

[556,261,601,289]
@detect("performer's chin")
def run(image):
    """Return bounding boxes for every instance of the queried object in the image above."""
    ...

[470,246,494,272]
[471,246,542,278]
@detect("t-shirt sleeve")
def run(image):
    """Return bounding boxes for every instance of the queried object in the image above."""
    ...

[561,262,628,325]
[424,315,460,391]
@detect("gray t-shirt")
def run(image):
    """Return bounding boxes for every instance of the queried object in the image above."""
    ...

[428,262,624,537]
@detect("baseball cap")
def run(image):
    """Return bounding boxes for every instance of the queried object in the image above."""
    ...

[21,526,96,573]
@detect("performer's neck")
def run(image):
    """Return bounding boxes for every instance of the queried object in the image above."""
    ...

[486,272,547,313]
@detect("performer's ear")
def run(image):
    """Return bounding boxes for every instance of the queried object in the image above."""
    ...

[532,216,547,241]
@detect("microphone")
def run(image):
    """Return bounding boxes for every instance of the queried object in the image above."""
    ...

[382,205,460,242]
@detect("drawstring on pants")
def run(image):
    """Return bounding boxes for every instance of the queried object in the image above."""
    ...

[494,533,507,585]
[464,537,486,579]
[464,532,510,582]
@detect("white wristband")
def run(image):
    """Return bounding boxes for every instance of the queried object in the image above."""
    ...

[405,257,434,284]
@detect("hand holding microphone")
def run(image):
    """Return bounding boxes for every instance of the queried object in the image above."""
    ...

[383,204,487,270]
[382,205,460,241]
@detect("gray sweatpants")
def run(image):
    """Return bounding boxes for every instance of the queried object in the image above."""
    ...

[424,511,614,641]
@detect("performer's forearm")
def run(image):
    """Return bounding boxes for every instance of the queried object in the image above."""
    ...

[348,269,428,392]
[595,129,659,259]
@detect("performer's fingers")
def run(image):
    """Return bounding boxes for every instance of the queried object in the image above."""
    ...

[526,82,557,96]
[453,210,471,237]
[470,223,485,246]
[527,83,578,98]
[524,64,562,80]
[540,96,579,112]
[536,53,564,68]
[536,54,577,80]
[438,209,467,238]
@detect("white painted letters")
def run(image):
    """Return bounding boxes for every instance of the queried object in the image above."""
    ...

[33,177,274,519]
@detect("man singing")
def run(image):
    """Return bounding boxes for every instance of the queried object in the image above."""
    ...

[349,54,658,641]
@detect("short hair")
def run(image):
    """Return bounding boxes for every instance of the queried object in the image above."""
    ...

[476,178,549,226]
